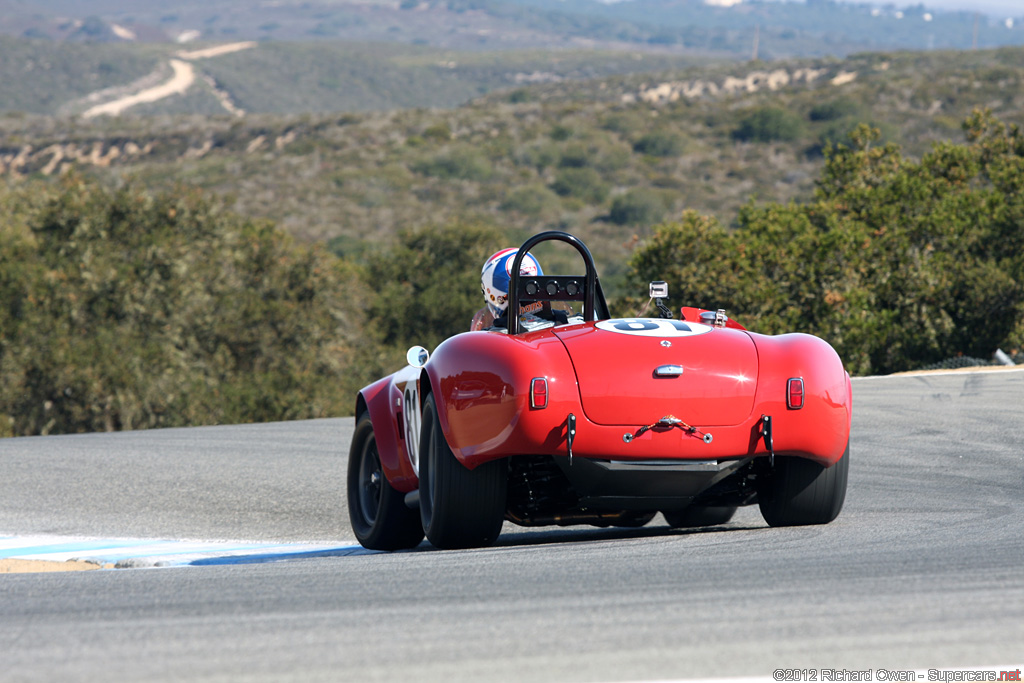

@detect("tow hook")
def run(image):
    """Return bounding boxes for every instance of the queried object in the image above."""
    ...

[567,413,576,465]
[761,414,775,467]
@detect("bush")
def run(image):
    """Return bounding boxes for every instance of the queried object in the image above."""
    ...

[609,188,670,225]
[558,142,594,168]
[364,222,503,353]
[516,142,560,172]
[422,122,452,141]
[815,117,864,152]
[0,176,372,436]
[813,117,894,156]
[550,124,574,141]
[809,96,862,122]
[500,184,560,216]
[632,130,685,157]
[507,89,531,104]
[601,112,645,134]
[550,167,609,204]
[411,147,493,181]
[628,112,1024,376]
[732,106,804,143]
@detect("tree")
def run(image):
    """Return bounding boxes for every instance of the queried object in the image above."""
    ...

[0,175,372,436]
[364,222,503,355]
[628,112,1024,375]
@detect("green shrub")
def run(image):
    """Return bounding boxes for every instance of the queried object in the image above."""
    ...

[550,124,574,141]
[507,89,531,103]
[0,176,372,436]
[550,167,610,204]
[558,142,594,168]
[500,184,561,215]
[809,96,862,122]
[632,130,685,157]
[422,122,453,141]
[364,222,502,352]
[815,117,864,152]
[516,142,560,172]
[601,112,645,134]
[609,188,671,225]
[732,106,804,143]
[411,147,494,181]
[595,143,632,172]
[628,113,1024,376]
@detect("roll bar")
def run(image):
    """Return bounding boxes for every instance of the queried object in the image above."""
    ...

[507,231,608,335]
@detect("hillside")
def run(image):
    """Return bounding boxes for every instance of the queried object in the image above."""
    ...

[4,106,1024,437]
[4,45,1024,297]
[1,0,1022,60]
[0,36,717,117]
[4,35,1024,435]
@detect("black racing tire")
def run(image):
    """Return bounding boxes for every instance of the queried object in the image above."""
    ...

[758,443,849,527]
[663,505,737,528]
[419,393,507,549]
[347,412,425,551]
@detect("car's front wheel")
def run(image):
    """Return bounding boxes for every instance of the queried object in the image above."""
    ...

[347,413,425,550]
[419,393,507,549]
[758,444,849,527]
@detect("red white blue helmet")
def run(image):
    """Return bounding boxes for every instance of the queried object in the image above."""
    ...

[481,248,543,318]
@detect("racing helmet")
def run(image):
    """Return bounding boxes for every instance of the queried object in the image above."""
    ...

[481,248,543,318]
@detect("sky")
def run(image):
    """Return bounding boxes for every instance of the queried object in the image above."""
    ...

[906,0,1023,15]
[694,0,1024,18]
[599,0,1024,19]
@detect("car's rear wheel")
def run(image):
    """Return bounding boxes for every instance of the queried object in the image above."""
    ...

[347,413,425,550]
[663,505,737,528]
[419,393,507,549]
[758,444,849,527]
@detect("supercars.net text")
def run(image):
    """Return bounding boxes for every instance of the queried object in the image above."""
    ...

[773,670,1021,682]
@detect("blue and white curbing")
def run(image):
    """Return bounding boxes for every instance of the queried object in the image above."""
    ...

[0,534,373,568]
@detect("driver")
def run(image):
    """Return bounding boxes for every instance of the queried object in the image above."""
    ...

[471,248,546,331]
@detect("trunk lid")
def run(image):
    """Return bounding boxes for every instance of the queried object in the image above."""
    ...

[553,319,758,426]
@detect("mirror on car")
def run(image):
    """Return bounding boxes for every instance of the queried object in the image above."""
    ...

[406,345,429,368]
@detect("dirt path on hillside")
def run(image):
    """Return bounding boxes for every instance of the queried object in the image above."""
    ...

[83,59,196,118]
[176,41,257,60]
[81,41,256,119]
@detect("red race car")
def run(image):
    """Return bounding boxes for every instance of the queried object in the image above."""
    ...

[348,231,851,550]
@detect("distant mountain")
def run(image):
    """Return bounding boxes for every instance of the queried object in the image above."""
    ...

[1,0,1021,58]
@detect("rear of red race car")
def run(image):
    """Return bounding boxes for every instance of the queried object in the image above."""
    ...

[347,231,851,551]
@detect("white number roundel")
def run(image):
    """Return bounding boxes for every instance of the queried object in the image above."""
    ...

[595,318,712,337]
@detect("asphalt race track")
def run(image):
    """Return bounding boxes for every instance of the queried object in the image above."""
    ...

[1,369,1022,681]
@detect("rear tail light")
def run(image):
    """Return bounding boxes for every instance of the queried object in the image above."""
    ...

[787,377,804,410]
[530,377,548,409]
